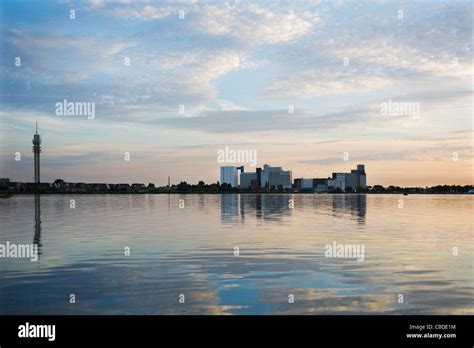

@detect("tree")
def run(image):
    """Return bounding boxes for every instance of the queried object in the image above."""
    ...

[177,181,189,192]
[372,185,385,193]
[220,183,232,192]
[53,179,65,189]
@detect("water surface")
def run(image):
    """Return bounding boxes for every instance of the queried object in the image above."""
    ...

[0,194,472,314]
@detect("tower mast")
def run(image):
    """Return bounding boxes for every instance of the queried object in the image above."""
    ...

[32,122,41,183]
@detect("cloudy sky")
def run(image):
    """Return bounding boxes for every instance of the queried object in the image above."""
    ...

[0,0,472,186]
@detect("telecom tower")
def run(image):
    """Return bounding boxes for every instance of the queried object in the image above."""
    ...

[32,122,41,183]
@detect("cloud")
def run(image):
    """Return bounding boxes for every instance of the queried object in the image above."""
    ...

[299,145,473,165]
[107,4,174,21]
[194,2,316,46]
[2,1,471,118]
[0,0,472,185]
[149,107,371,133]
[258,1,472,99]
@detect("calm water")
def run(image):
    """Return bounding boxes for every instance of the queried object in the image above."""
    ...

[0,194,472,315]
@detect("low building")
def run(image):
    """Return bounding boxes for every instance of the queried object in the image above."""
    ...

[301,178,313,189]
[91,183,108,191]
[315,183,328,193]
[0,178,10,187]
[294,177,329,192]
[293,178,302,189]
[131,183,146,191]
[8,182,26,191]
[75,183,89,191]
[115,183,130,191]
[294,177,315,191]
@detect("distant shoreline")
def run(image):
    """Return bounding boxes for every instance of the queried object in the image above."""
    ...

[1,180,472,195]
[2,191,473,195]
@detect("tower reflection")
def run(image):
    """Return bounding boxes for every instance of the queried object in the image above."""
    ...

[33,194,42,257]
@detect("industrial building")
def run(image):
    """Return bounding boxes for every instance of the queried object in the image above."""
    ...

[240,172,258,189]
[260,164,292,189]
[331,164,367,191]
[236,164,292,189]
[222,163,366,191]
[328,174,345,191]
[293,165,367,192]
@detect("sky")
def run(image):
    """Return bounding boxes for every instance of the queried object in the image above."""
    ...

[0,0,472,186]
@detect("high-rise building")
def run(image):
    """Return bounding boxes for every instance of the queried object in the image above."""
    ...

[32,122,41,183]
[261,164,292,188]
[256,167,262,188]
[357,165,367,188]
[331,164,367,191]
[220,166,239,187]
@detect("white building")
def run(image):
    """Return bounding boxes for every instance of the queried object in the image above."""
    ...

[220,166,239,187]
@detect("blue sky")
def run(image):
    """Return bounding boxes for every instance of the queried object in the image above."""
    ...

[0,0,472,186]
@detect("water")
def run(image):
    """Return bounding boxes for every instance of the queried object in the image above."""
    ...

[0,194,472,315]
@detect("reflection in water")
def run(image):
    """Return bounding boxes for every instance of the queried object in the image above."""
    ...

[220,194,239,223]
[221,194,366,224]
[0,194,472,315]
[221,194,294,223]
[331,194,367,224]
[33,194,42,257]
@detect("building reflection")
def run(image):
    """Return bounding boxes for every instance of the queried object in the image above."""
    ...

[34,194,42,257]
[220,194,240,223]
[221,194,293,223]
[220,194,366,224]
[331,194,366,224]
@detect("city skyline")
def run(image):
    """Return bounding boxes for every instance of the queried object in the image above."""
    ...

[0,1,472,186]
[1,121,471,188]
